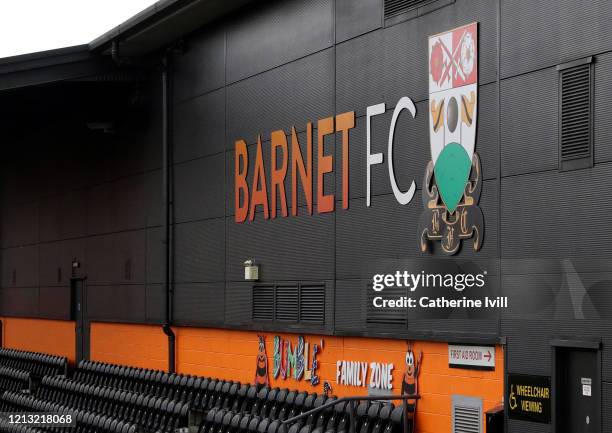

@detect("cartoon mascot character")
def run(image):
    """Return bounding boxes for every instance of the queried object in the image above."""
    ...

[254,335,269,388]
[401,342,423,433]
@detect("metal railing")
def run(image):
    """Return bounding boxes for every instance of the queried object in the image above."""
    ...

[281,394,420,433]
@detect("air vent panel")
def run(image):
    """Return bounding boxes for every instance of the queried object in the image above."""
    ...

[559,59,593,171]
[384,0,439,20]
[299,285,325,324]
[276,286,298,322]
[253,285,274,321]
[252,283,326,325]
[366,283,407,326]
[452,396,482,433]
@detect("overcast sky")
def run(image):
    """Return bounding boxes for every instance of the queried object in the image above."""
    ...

[0,0,158,59]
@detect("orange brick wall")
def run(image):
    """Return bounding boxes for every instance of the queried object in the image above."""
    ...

[90,323,503,433]
[1,317,76,363]
[90,322,168,371]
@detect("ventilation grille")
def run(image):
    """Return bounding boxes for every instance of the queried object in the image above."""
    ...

[299,285,325,323]
[384,0,436,19]
[452,396,482,433]
[559,59,593,171]
[367,283,407,326]
[253,285,274,321]
[253,283,325,325]
[276,286,298,321]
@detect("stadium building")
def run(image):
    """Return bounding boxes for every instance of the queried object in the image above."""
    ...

[0,1,610,432]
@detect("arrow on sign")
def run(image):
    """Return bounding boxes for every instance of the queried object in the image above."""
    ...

[484,350,492,362]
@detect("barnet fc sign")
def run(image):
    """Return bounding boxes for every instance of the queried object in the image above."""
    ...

[234,23,483,255]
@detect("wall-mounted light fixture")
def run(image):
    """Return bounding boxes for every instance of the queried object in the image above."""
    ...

[244,259,259,281]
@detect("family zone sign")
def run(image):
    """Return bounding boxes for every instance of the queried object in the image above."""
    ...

[234,24,482,255]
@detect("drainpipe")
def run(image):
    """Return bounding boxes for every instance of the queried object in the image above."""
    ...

[161,54,176,373]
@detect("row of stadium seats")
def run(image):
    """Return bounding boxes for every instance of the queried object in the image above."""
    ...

[0,354,408,433]
[36,376,189,432]
[0,366,30,392]
[0,390,138,433]
[0,349,67,377]
[72,360,409,433]
[75,360,204,407]
[200,399,405,433]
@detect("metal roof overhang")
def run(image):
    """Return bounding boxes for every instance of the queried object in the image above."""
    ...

[89,0,254,56]
[0,0,253,91]
[0,45,120,92]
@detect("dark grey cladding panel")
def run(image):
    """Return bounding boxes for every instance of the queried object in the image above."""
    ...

[502,318,553,376]
[112,174,153,232]
[1,201,38,248]
[335,0,382,43]
[226,0,334,83]
[112,107,163,176]
[88,172,162,235]
[39,190,87,242]
[226,212,334,282]
[86,181,113,235]
[408,318,499,339]
[85,230,146,285]
[146,227,163,285]
[146,284,164,324]
[86,284,146,322]
[226,131,333,217]
[335,192,418,277]
[336,83,498,201]
[502,257,612,275]
[227,48,334,150]
[501,163,612,258]
[224,281,252,327]
[337,0,497,117]
[39,286,72,320]
[39,239,85,287]
[0,161,39,206]
[144,170,162,228]
[476,84,500,180]
[595,52,612,163]
[174,153,225,223]
[173,27,225,103]
[174,219,225,283]
[85,234,113,284]
[0,287,38,317]
[501,67,558,177]
[1,245,39,288]
[335,279,366,333]
[174,89,225,163]
[501,0,612,78]
[36,158,90,201]
[336,180,498,279]
[501,271,612,322]
[324,280,334,328]
[173,282,225,326]
[335,29,388,117]
[82,138,115,188]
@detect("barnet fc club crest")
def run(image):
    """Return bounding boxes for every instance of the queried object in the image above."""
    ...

[418,23,484,255]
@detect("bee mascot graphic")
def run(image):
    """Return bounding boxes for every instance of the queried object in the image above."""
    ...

[419,23,484,255]
[254,335,270,388]
[401,342,423,433]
